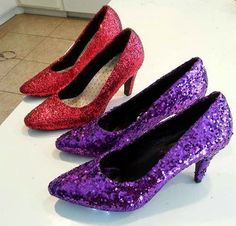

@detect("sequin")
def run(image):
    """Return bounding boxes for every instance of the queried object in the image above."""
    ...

[20,5,122,97]
[56,57,208,156]
[24,29,144,130]
[48,92,233,212]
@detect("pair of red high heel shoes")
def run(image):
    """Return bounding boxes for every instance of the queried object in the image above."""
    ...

[21,5,144,130]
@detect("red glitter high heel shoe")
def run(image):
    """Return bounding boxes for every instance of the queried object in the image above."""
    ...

[24,28,144,130]
[20,5,122,97]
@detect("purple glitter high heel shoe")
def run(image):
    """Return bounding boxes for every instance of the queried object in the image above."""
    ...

[49,92,233,211]
[56,57,208,157]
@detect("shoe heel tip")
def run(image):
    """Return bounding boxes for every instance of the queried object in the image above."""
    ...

[194,176,202,183]
[124,90,132,96]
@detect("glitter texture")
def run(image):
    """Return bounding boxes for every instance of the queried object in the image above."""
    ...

[48,92,233,212]
[56,57,208,157]
[20,5,122,96]
[24,29,144,130]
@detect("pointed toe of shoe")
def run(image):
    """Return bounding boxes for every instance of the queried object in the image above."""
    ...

[56,125,108,157]
[48,161,144,211]
[56,130,94,156]
[48,165,95,207]
[20,68,66,97]
[20,80,50,97]
[20,81,51,97]
[48,177,61,197]
[48,166,123,211]
[48,177,84,206]
[20,69,50,96]
[56,131,81,153]
[24,111,35,129]
[24,95,86,130]
[48,177,80,204]
[48,176,71,200]
[20,82,34,96]
[24,108,48,130]
[24,96,61,130]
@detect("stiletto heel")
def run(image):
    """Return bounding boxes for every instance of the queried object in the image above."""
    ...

[124,74,136,96]
[57,57,208,157]
[20,5,122,97]
[24,29,144,130]
[49,92,233,211]
[194,156,213,183]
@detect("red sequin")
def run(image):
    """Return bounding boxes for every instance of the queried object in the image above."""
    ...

[24,29,144,130]
[20,5,122,97]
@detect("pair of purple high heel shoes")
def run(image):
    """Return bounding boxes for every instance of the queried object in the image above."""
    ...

[49,57,233,212]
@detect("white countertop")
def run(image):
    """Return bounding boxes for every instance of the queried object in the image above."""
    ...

[1,0,236,225]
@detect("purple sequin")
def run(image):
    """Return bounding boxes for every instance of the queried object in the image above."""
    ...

[56,57,208,157]
[48,92,233,212]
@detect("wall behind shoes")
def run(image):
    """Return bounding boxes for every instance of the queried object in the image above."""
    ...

[64,0,110,14]
[0,0,18,24]
[0,0,17,15]
[0,0,111,24]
